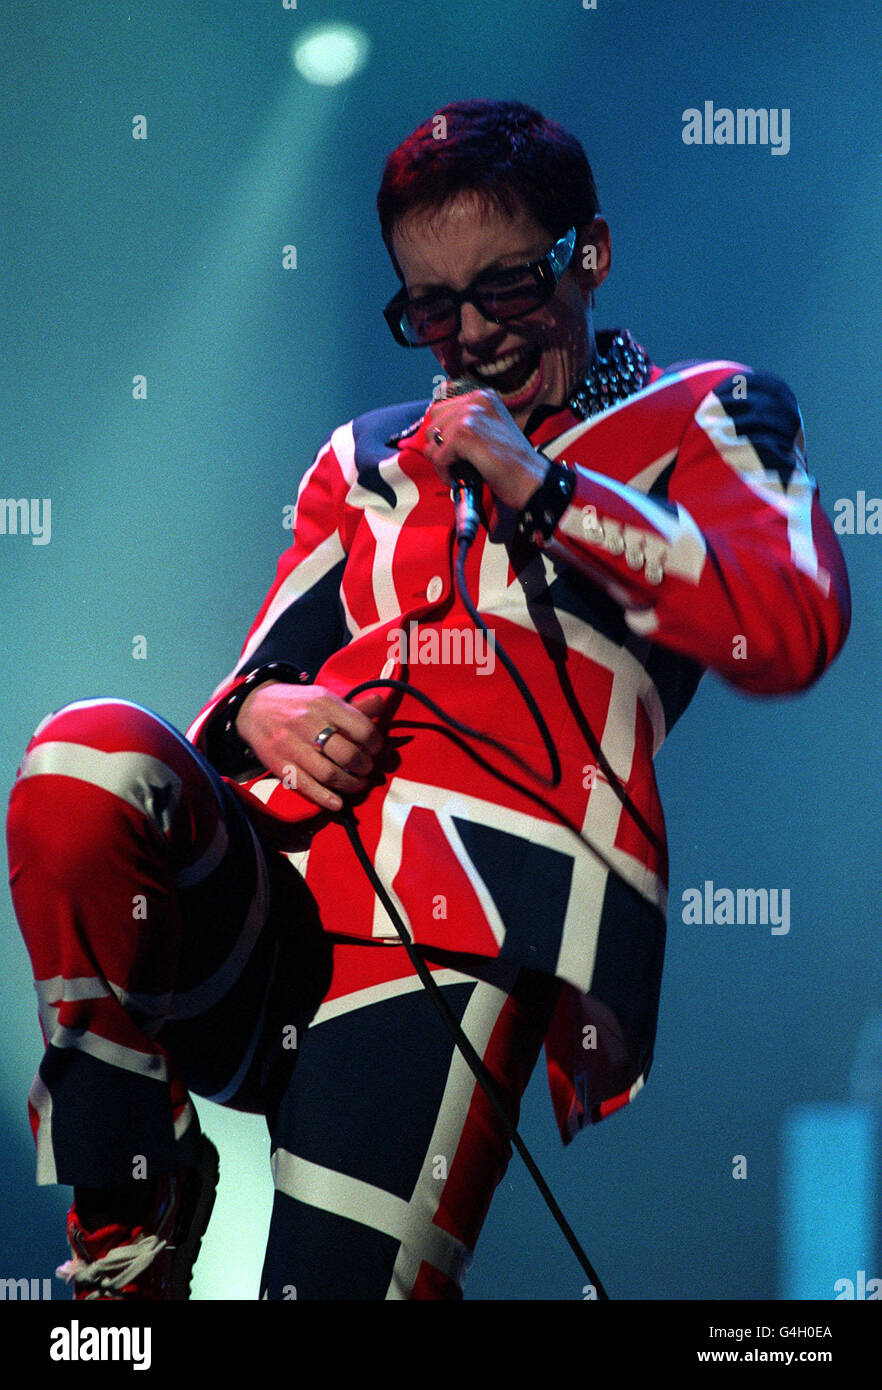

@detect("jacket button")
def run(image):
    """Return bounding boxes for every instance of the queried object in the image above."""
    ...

[603,523,625,556]
[426,576,444,602]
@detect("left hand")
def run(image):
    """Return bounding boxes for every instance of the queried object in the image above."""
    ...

[406,386,550,512]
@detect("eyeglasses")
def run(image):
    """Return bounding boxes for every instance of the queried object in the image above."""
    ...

[383,227,577,347]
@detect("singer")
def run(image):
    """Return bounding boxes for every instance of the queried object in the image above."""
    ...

[7,99,850,1300]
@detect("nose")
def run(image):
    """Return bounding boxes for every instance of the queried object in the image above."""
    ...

[457,298,502,348]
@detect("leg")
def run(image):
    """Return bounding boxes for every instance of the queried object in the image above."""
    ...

[260,940,561,1300]
[5,696,314,1192]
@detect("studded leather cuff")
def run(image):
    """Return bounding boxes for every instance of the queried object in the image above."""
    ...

[517,461,577,544]
[207,660,309,772]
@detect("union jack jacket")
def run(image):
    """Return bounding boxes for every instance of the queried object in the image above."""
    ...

[186,348,850,1143]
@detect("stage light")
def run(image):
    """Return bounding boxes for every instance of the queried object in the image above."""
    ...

[291,24,371,87]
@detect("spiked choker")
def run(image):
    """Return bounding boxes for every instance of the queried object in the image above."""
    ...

[565,328,651,419]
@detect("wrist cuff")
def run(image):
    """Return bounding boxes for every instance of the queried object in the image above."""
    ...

[209,660,309,772]
[517,461,576,544]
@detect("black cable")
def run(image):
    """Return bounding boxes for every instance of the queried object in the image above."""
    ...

[336,525,613,1298]
[454,536,562,787]
[343,678,557,788]
[339,804,609,1299]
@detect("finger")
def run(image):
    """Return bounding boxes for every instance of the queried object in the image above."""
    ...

[271,751,349,812]
[425,412,457,482]
[319,734,374,778]
[351,690,388,717]
[286,765,344,813]
[399,429,451,491]
[302,744,370,797]
[326,695,386,756]
[350,691,391,747]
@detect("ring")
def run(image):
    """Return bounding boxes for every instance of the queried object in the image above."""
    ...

[313,726,337,753]
[433,427,444,446]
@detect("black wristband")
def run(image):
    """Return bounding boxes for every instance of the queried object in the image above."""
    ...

[517,461,576,544]
[211,660,310,772]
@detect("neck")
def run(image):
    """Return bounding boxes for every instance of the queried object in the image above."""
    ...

[566,329,651,419]
[524,329,650,436]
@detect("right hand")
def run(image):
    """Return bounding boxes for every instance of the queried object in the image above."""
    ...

[235,681,388,813]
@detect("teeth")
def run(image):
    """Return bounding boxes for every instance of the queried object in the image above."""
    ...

[498,362,541,402]
[471,349,529,379]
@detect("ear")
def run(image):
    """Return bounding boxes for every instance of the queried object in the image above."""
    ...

[573,217,611,300]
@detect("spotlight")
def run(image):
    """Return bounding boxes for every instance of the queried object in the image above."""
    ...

[291,24,371,87]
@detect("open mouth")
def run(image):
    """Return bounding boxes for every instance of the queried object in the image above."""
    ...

[467,343,544,401]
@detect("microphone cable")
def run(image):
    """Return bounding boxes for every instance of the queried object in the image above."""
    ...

[338,528,611,1298]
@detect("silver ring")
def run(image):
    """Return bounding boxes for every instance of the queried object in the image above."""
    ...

[433,427,444,446]
[313,726,337,753]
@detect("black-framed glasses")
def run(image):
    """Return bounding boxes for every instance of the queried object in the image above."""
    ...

[383,226,577,347]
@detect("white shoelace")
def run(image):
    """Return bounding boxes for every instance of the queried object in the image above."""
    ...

[56,1233,168,1298]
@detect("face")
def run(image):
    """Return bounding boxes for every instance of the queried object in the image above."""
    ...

[391,193,610,431]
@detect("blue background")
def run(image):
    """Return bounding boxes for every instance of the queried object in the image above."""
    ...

[2,0,880,1300]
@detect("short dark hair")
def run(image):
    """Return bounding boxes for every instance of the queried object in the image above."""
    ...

[377,99,600,280]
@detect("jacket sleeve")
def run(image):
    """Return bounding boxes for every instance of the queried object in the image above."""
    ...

[540,371,850,693]
[185,426,354,766]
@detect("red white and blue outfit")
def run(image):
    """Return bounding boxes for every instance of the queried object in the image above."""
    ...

[6,341,850,1298]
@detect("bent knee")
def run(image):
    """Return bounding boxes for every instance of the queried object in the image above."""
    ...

[7,698,198,852]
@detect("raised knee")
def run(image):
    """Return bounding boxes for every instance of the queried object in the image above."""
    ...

[7,699,189,850]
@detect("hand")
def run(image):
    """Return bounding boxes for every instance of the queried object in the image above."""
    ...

[405,385,550,512]
[235,682,387,813]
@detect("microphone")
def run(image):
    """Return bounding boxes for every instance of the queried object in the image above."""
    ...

[439,377,483,546]
[384,376,483,545]
[450,463,481,546]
